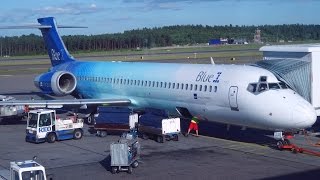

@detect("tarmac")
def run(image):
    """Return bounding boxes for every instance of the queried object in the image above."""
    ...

[1,71,320,179]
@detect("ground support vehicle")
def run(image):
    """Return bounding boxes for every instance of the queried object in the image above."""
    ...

[110,133,140,174]
[0,158,49,180]
[138,109,180,143]
[26,109,83,143]
[94,107,138,137]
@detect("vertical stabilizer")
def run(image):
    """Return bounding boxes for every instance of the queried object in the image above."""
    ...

[37,17,74,66]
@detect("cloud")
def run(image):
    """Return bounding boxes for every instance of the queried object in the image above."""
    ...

[33,3,103,15]
[0,2,105,25]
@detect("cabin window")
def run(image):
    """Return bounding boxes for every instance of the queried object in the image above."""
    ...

[177,83,179,89]
[209,86,212,92]
[181,83,184,90]
[164,82,167,88]
[190,84,193,91]
[168,82,171,88]
[199,85,202,91]
[172,83,175,89]
[145,81,148,86]
[215,86,217,92]
[195,85,198,91]
[137,80,140,86]
[204,85,207,92]
[152,81,155,87]
[185,84,188,90]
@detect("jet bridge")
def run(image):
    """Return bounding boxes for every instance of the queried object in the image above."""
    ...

[255,59,311,102]
[258,44,320,116]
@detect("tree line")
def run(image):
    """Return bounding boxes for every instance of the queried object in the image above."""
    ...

[0,24,320,56]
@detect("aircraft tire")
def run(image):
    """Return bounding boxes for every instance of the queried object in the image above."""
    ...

[276,141,283,150]
[86,114,95,125]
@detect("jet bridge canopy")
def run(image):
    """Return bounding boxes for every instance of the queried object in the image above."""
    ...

[259,44,320,115]
[255,59,311,102]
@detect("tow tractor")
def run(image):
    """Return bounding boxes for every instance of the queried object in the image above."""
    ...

[0,157,50,180]
[26,109,84,143]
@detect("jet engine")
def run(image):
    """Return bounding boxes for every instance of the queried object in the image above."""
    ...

[34,71,77,96]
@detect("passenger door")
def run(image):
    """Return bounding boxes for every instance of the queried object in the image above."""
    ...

[228,86,239,111]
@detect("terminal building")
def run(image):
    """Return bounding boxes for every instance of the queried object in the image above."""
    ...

[258,44,320,115]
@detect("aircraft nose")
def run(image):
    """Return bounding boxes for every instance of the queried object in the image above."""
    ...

[292,102,317,129]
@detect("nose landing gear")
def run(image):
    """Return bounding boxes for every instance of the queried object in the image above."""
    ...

[274,132,294,150]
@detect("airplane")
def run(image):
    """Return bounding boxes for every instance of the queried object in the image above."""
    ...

[0,17,317,145]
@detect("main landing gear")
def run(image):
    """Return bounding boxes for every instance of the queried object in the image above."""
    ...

[274,131,294,150]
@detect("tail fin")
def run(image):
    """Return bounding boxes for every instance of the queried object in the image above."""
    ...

[37,17,75,66]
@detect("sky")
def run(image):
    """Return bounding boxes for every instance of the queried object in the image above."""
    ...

[0,0,319,36]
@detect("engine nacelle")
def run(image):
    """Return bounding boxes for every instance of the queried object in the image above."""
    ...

[34,71,77,96]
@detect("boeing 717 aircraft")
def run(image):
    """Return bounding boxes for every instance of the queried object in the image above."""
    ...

[0,17,317,145]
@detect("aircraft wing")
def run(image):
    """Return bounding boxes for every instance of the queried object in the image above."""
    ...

[0,99,131,108]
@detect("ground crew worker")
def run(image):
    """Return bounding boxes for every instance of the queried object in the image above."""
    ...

[186,116,200,137]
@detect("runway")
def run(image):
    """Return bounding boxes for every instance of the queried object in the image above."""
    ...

[1,74,320,179]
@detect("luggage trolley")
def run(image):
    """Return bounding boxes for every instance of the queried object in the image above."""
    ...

[110,135,140,174]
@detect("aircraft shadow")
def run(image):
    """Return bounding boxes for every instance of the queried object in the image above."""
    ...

[0,91,55,100]
[261,168,320,180]
[180,118,277,147]
[0,117,27,125]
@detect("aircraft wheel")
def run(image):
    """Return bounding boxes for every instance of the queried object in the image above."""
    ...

[86,114,95,125]
[47,133,56,143]
[283,139,290,145]
[276,141,283,150]
[73,129,83,140]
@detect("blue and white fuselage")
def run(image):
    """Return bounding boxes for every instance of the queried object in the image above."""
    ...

[6,17,318,132]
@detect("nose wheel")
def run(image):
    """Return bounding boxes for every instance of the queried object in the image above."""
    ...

[274,132,294,150]
[277,139,291,150]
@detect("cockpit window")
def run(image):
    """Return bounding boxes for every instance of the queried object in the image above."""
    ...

[279,82,288,89]
[247,83,257,93]
[268,83,280,90]
[259,76,267,82]
[258,83,268,92]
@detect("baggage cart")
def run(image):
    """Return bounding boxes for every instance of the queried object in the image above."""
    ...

[110,136,140,174]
